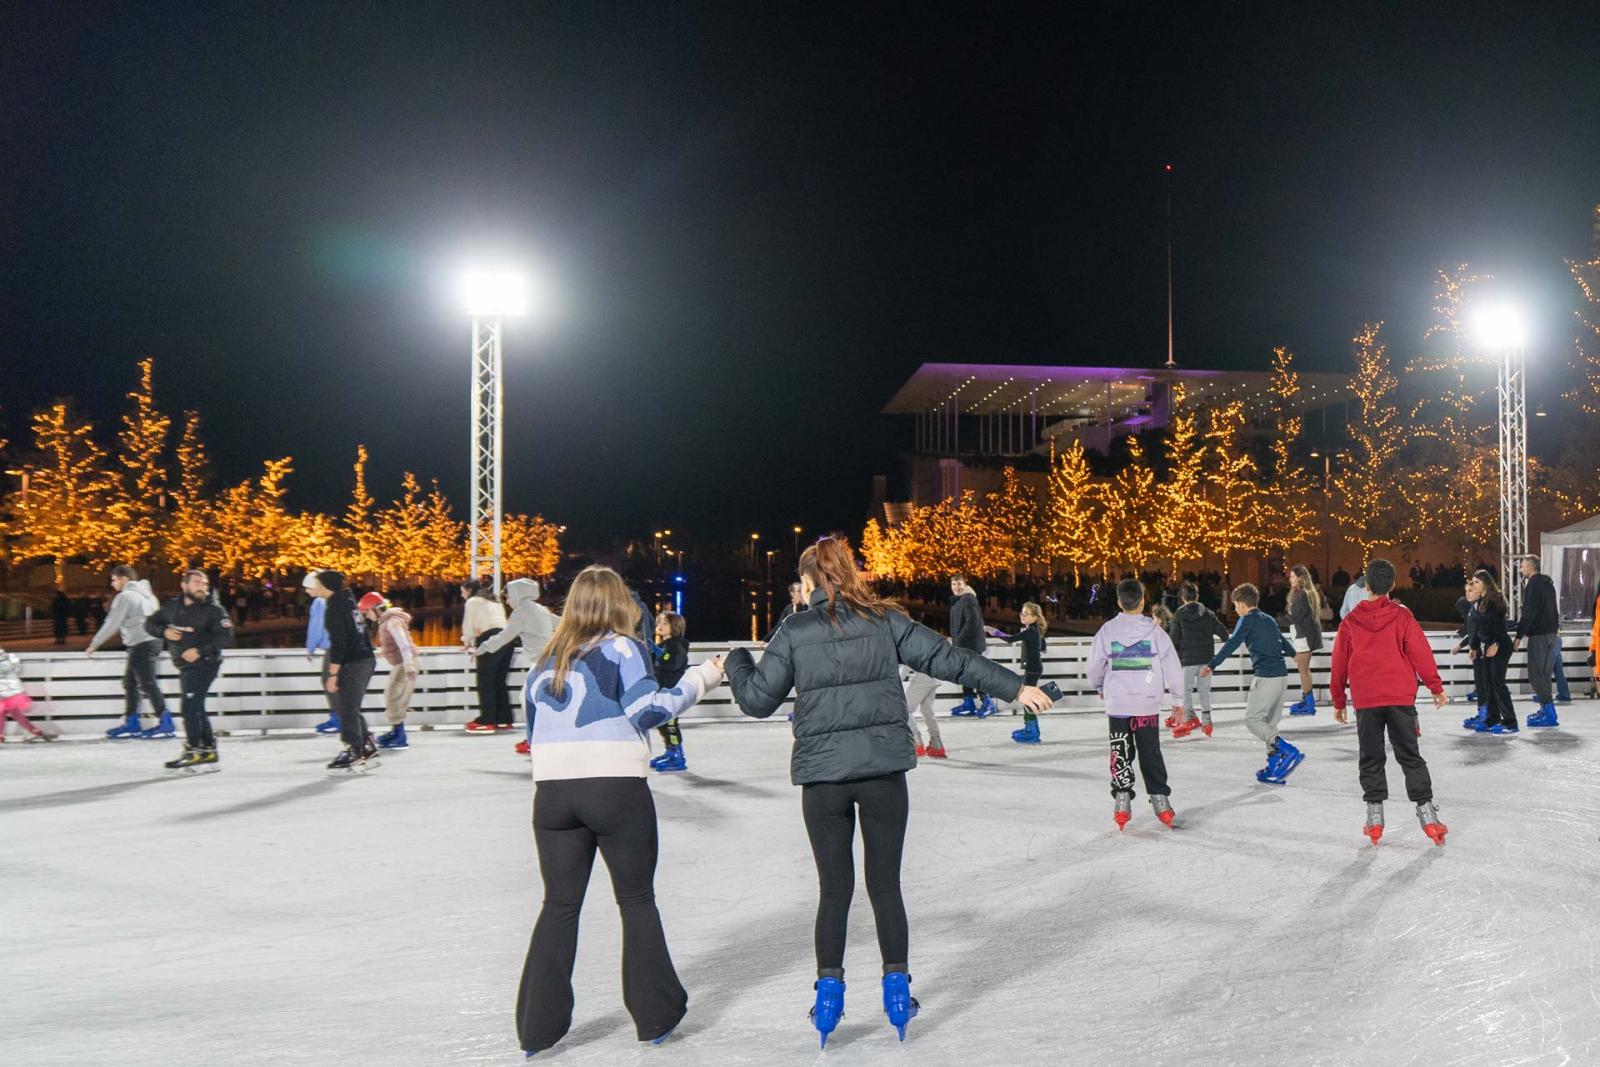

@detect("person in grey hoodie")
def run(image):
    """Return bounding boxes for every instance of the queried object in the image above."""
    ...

[1086,579,1185,830]
[87,565,172,740]
[1166,581,1229,736]
[478,578,559,754]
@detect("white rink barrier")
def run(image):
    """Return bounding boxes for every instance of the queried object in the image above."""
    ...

[8,631,1592,738]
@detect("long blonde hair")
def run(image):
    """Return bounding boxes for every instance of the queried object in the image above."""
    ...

[537,566,641,699]
[1290,565,1322,618]
[1021,600,1048,635]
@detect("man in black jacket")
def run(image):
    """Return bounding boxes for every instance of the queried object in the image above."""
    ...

[948,574,994,716]
[1514,557,1561,728]
[144,569,233,773]
[309,570,378,770]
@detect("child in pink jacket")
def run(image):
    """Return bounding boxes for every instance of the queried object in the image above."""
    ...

[1086,580,1185,830]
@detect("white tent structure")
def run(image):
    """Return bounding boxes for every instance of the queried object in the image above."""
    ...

[1540,513,1600,625]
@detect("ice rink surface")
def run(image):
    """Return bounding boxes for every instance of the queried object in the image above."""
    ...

[3,703,1597,1067]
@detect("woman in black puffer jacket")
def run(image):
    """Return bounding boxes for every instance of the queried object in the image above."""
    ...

[725,536,1051,1047]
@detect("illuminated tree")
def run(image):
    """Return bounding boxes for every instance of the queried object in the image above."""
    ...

[166,411,215,571]
[1156,387,1215,568]
[498,514,563,578]
[343,445,378,578]
[210,458,297,578]
[9,403,120,586]
[1100,435,1160,572]
[860,518,899,579]
[1544,217,1600,517]
[985,466,1043,574]
[109,358,172,568]
[1202,400,1263,577]
[1255,347,1318,560]
[1044,437,1105,581]
[423,479,466,579]
[1330,323,1407,563]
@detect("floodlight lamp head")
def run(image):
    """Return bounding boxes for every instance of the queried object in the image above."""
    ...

[1470,304,1524,351]
[460,268,530,317]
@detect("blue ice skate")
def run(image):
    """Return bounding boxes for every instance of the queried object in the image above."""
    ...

[1489,722,1519,735]
[376,724,408,748]
[1288,692,1317,716]
[949,697,978,716]
[1461,706,1487,730]
[811,976,845,1048]
[1526,703,1559,729]
[314,714,340,734]
[972,696,999,718]
[655,745,687,773]
[106,713,142,739]
[1273,738,1305,780]
[138,712,175,739]
[882,972,920,1041]
[1465,689,1477,704]
[1011,719,1041,744]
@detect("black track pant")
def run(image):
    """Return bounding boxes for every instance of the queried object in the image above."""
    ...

[1356,705,1433,804]
[1108,715,1168,799]
[1483,648,1514,727]
[123,642,168,718]
[801,771,910,977]
[518,777,685,1053]
[334,657,375,748]
[178,661,219,749]
[474,630,516,725]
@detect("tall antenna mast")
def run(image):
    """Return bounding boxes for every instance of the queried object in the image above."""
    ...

[1164,162,1175,369]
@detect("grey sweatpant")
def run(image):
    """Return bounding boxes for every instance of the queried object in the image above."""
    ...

[1526,633,1559,705]
[1182,664,1213,719]
[904,672,944,750]
[1243,675,1289,750]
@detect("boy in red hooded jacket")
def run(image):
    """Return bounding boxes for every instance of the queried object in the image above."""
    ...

[1330,558,1449,847]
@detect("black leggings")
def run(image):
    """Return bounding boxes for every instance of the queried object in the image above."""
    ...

[518,777,685,1053]
[801,771,910,978]
[474,630,516,725]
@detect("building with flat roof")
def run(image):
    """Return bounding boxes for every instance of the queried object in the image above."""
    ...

[880,361,1354,507]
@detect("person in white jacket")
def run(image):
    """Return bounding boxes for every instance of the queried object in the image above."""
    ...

[1086,579,1185,831]
[86,565,172,739]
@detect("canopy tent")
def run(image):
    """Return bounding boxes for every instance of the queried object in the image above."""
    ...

[1540,514,1600,625]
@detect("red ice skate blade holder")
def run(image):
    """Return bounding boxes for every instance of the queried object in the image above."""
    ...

[1156,810,1175,827]
[1364,826,1383,846]
[1423,823,1447,846]
[1114,812,1131,831]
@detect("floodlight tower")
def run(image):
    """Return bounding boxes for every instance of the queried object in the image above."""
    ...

[1473,304,1529,617]
[461,268,529,597]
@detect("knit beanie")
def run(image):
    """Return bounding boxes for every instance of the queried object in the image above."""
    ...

[318,570,346,593]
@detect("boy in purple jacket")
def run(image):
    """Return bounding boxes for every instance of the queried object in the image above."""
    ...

[1087,579,1186,831]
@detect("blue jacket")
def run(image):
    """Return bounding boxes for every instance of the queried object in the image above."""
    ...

[1208,610,1295,678]
[525,633,720,781]
[305,597,330,654]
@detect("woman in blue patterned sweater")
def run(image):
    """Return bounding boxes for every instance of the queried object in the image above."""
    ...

[516,565,725,1056]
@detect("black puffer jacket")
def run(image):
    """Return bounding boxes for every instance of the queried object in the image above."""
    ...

[1168,601,1229,667]
[949,592,986,651]
[726,589,1024,785]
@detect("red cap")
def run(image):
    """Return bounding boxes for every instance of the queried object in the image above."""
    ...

[356,592,387,613]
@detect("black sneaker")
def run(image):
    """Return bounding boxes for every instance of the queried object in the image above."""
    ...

[327,748,358,772]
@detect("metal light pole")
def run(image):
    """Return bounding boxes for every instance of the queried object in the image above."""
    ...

[1476,305,1529,617]
[462,268,529,597]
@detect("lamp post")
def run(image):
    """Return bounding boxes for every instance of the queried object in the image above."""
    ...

[792,525,802,561]
[766,549,776,585]
[749,532,760,571]
[1472,304,1529,617]
[461,267,529,597]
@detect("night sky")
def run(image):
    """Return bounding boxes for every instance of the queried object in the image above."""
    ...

[5,4,1597,543]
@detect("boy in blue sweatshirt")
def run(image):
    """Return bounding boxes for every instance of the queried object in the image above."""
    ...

[1201,583,1304,784]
